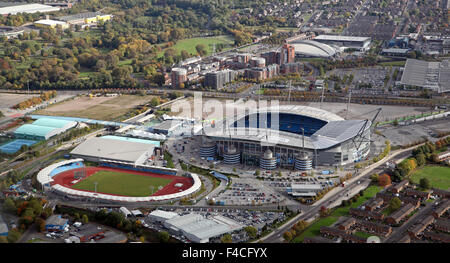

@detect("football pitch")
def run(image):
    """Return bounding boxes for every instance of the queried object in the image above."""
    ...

[71,170,172,197]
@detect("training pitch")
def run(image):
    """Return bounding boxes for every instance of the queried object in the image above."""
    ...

[411,166,450,190]
[71,170,173,197]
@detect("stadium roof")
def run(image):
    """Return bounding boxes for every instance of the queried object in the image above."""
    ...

[314,35,371,42]
[70,137,155,164]
[291,40,337,57]
[0,3,60,15]
[101,135,161,147]
[400,59,450,93]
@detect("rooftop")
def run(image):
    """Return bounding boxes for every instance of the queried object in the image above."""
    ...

[57,11,105,21]
[70,137,155,164]
[315,35,371,42]
[0,3,60,15]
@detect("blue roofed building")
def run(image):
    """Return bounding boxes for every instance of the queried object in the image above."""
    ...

[45,214,68,232]
[14,118,77,141]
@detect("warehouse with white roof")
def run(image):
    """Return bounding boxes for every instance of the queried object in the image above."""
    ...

[70,136,156,165]
[163,213,244,243]
[0,3,60,15]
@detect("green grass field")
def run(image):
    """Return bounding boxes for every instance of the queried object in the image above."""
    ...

[292,185,382,243]
[157,35,234,58]
[411,166,450,190]
[72,170,172,197]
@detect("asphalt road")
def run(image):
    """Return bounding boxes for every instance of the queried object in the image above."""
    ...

[259,146,416,243]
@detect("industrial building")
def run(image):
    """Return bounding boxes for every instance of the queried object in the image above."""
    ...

[151,120,183,135]
[163,213,244,243]
[14,118,77,141]
[400,59,450,93]
[0,3,60,15]
[287,183,323,197]
[34,19,69,30]
[0,26,24,38]
[56,12,112,26]
[148,210,179,222]
[202,105,373,168]
[45,215,68,232]
[70,136,157,165]
[313,35,372,51]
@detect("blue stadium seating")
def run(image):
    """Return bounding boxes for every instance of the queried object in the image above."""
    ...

[233,113,327,136]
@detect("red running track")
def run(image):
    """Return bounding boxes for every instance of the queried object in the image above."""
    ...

[51,166,193,197]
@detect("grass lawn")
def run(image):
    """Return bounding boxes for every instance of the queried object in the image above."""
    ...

[72,170,172,197]
[354,231,372,239]
[157,35,234,58]
[378,61,406,67]
[292,185,382,243]
[410,166,450,190]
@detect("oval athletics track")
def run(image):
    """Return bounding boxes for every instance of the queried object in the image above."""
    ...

[51,166,193,197]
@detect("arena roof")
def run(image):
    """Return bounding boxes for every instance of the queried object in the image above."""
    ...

[0,3,60,15]
[70,137,155,165]
[291,40,337,57]
[101,135,161,147]
[314,35,371,43]
[237,105,344,123]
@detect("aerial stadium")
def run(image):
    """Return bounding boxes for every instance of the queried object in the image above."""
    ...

[201,105,374,170]
[36,135,201,202]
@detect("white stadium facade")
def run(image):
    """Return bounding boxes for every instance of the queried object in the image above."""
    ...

[201,105,372,169]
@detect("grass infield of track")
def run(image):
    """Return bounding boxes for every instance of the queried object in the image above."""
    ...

[71,170,172,197]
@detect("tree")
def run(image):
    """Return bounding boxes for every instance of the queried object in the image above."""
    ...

[415,153,426,167]
[419,178,431,190]
[81,214,89,224]
[388,197,402,212]
[158,231,170,243]
[3,198,16,213]
[378,174,392,187]
[282,231,292,242]
[195,44,207,56]
[220,234,232,243]
[36,218,46,232]
[149,97,160,107]
[7,230,21,243]
[370,173,379,183]
[244,226,258,239]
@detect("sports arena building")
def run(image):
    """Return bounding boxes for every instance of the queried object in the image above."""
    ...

[290,40,339,58]
[313,35,372,51]
[202,105,372,169]
[70,135,159,165]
